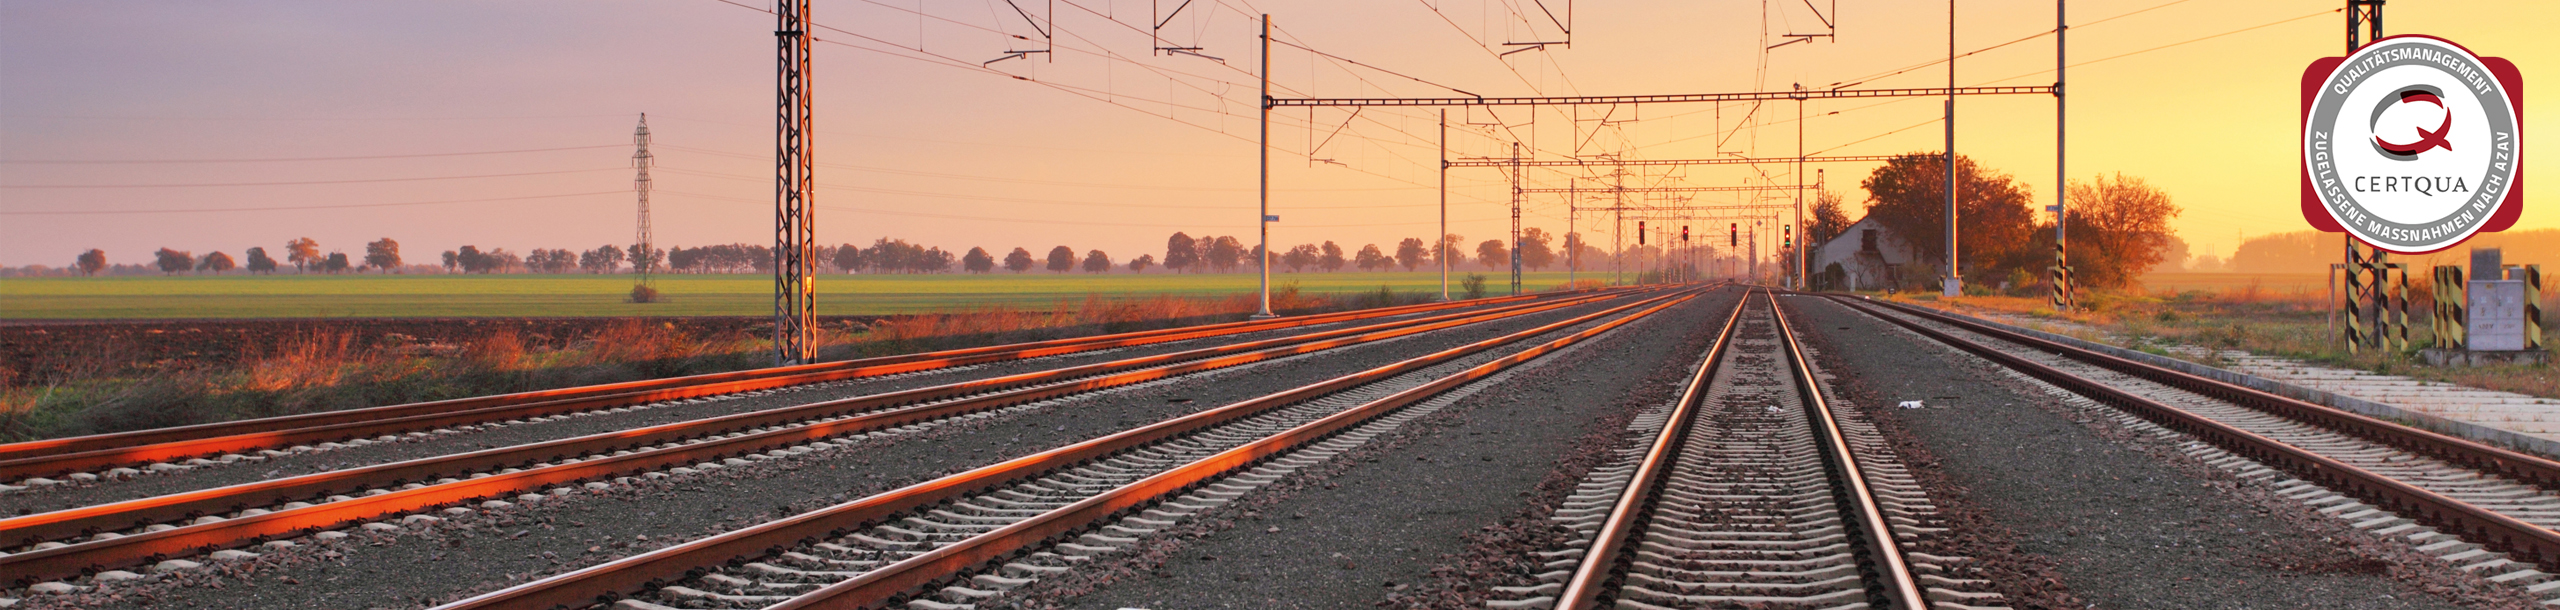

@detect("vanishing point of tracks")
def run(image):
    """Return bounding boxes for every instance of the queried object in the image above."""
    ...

[1488,291,2005,610]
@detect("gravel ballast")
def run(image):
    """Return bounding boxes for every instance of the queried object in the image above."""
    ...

[1789,296,2497,610]
[38,296,1637,610]
[1008,288,1742,610]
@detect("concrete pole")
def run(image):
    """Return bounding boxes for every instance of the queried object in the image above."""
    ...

[1795,93,1807,291]
[1509,142,1523,296]
[1439,109,1450,301]
[2055,0,2068,308]
[1254,14,1275,318]
[1944,0,1963,297]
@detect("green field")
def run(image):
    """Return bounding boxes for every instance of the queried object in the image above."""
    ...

[0,271,1608,319]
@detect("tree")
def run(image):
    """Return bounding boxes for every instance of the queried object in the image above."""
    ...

[75,249,106,276]
[323,252,353,273]
[1082,249,1112,273]
[581,245,627,273]
[1562,233,1587,271]
[1164,232,1199,273]
[1003,247,1036,273]
[1394,238,1430,271]
[1518,228,1555,270]
[1283,244,1319,272]
[363,238,401,272]
[1860,153,2036,280]
[247,247,279,274]
[1438,234,1465,270]
[922,247,957,273]
[438,250,458,273]
[2055,173,2183,290]
[198,251,236,274]
[284,238,321,273]
[628,243,662,275]
[1128,253,1155,273]
[1319,241,1346,272]
[1476,240,1510,271]
[1206,236,1244,272]
[1355,244,1388,271]
[1044,245,1076,273]
[153,248,193,275]
[833,243,867,273]
[1807,190,1853,250]
[962,247,996,273]
[2150,235,2192,274]
[457,246,491,273]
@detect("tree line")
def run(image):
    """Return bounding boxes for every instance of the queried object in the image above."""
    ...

[54,228,1629,278]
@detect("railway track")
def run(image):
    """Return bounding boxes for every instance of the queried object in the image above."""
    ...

[1489,291,2008,610]
[0,293,1557,483]
[422,288,1707,610]
[1825,294,2560,602]
[0,290,1635,586]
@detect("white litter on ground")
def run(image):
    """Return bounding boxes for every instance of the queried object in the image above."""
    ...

[1898,400,1925,409]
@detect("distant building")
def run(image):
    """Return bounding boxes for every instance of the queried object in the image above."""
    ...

[1808,217,1925,291]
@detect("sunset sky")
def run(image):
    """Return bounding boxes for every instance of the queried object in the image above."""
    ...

[2,0,2551,268]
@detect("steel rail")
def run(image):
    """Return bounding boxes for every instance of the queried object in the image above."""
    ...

[430,289,1705,610]
[1772,294,1928,610]
[1820,295,2560,571]
[1553,289,1750,608]
[0,292,1554,471]
[0,292,1621,584]
[1847,296,2560,491]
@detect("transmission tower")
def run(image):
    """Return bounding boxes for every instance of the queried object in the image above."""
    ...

[776,0,817,365]
[632,114,656,289]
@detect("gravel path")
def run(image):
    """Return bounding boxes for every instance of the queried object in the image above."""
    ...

[42,297,1622,610]
[993,288,1741,610]
[0,302,1510,517]
[1789,296,2482,610]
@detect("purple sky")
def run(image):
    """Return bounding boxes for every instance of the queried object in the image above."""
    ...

[3,1,2551,268]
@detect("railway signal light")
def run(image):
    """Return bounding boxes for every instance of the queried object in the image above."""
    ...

[1638,221,1646,245]
[1682,226,1690,242]
[1729,223,1738,247]
[1784,225,1793,249]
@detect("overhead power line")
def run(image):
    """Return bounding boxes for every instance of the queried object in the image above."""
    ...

[0,167,624,189]
[0,191,624,215]
[0,144,624,165]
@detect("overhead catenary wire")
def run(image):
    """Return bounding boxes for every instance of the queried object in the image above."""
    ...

[0,145,626,165]
[0,191,627,215]
[0,167,625,189]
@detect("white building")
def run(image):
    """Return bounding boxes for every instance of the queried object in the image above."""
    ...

[1808,217,1926,291]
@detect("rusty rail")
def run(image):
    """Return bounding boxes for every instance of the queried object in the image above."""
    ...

[0,293,1556,475]
[1553,290,1749,608]
[0,292,1621,585]
[1771,294,1927,610]
[1850,296,2560,491]
[429,289,1705,610]
[1819,294,2560,572]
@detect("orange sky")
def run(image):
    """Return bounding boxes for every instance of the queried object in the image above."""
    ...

[1,0,2551,267]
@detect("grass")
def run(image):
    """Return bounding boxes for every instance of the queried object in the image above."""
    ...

[0,285,1409,442]
[1876,271,2560,402]
[0,271,1602,319]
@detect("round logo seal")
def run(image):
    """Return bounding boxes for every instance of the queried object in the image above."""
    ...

[2304,36,2522,253]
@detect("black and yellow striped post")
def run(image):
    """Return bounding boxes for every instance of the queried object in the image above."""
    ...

[2529,265,2544,351]
[2434,265,2466,350]
[2049,244,2074,311]
[2345,247,2368,354]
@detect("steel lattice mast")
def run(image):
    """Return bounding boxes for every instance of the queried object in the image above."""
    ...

[775,0,818,364]
[633,114,655,287]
